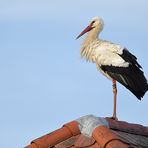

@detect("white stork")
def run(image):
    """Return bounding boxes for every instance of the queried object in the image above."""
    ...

[76,16,148,120]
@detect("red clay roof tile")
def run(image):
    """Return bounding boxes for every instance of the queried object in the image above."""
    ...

[25,116,148,148]
[93,125,129,148]
[55,135,79,148]
[74,134,95,147]
[63,121,80,136]
[25,143,37,148]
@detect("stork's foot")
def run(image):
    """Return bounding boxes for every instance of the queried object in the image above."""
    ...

[109,116,118,121]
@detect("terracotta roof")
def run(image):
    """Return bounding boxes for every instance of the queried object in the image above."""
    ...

[25,115,148,148]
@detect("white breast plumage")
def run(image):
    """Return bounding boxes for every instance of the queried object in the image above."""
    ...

[81,40,129,68]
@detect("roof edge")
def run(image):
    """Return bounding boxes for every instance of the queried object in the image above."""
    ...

[25,121,80,148]
[106,118,148,136]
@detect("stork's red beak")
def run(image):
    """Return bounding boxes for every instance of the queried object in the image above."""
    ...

[76,24,93,39]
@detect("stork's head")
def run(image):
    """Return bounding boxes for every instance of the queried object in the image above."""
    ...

[76,16,104,39]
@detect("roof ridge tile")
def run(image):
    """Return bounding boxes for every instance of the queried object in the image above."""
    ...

[93,125,129,148]
[63,121,80,136]
[25,121,80,148]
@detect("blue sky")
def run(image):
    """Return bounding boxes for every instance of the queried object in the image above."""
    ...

[0,0,148,147]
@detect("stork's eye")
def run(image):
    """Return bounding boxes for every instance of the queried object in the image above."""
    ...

[91,21,95,24]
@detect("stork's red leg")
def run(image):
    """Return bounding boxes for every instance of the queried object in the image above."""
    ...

[112,79,118,120]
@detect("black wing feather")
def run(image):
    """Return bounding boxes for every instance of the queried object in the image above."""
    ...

[101,65,147,100]
[119,48,142,68]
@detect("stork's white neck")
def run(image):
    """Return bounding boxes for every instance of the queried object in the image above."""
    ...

[82,28,100,49]
[80,27,102,61]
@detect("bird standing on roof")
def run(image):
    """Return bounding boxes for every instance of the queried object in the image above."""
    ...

[76,16,148,120]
